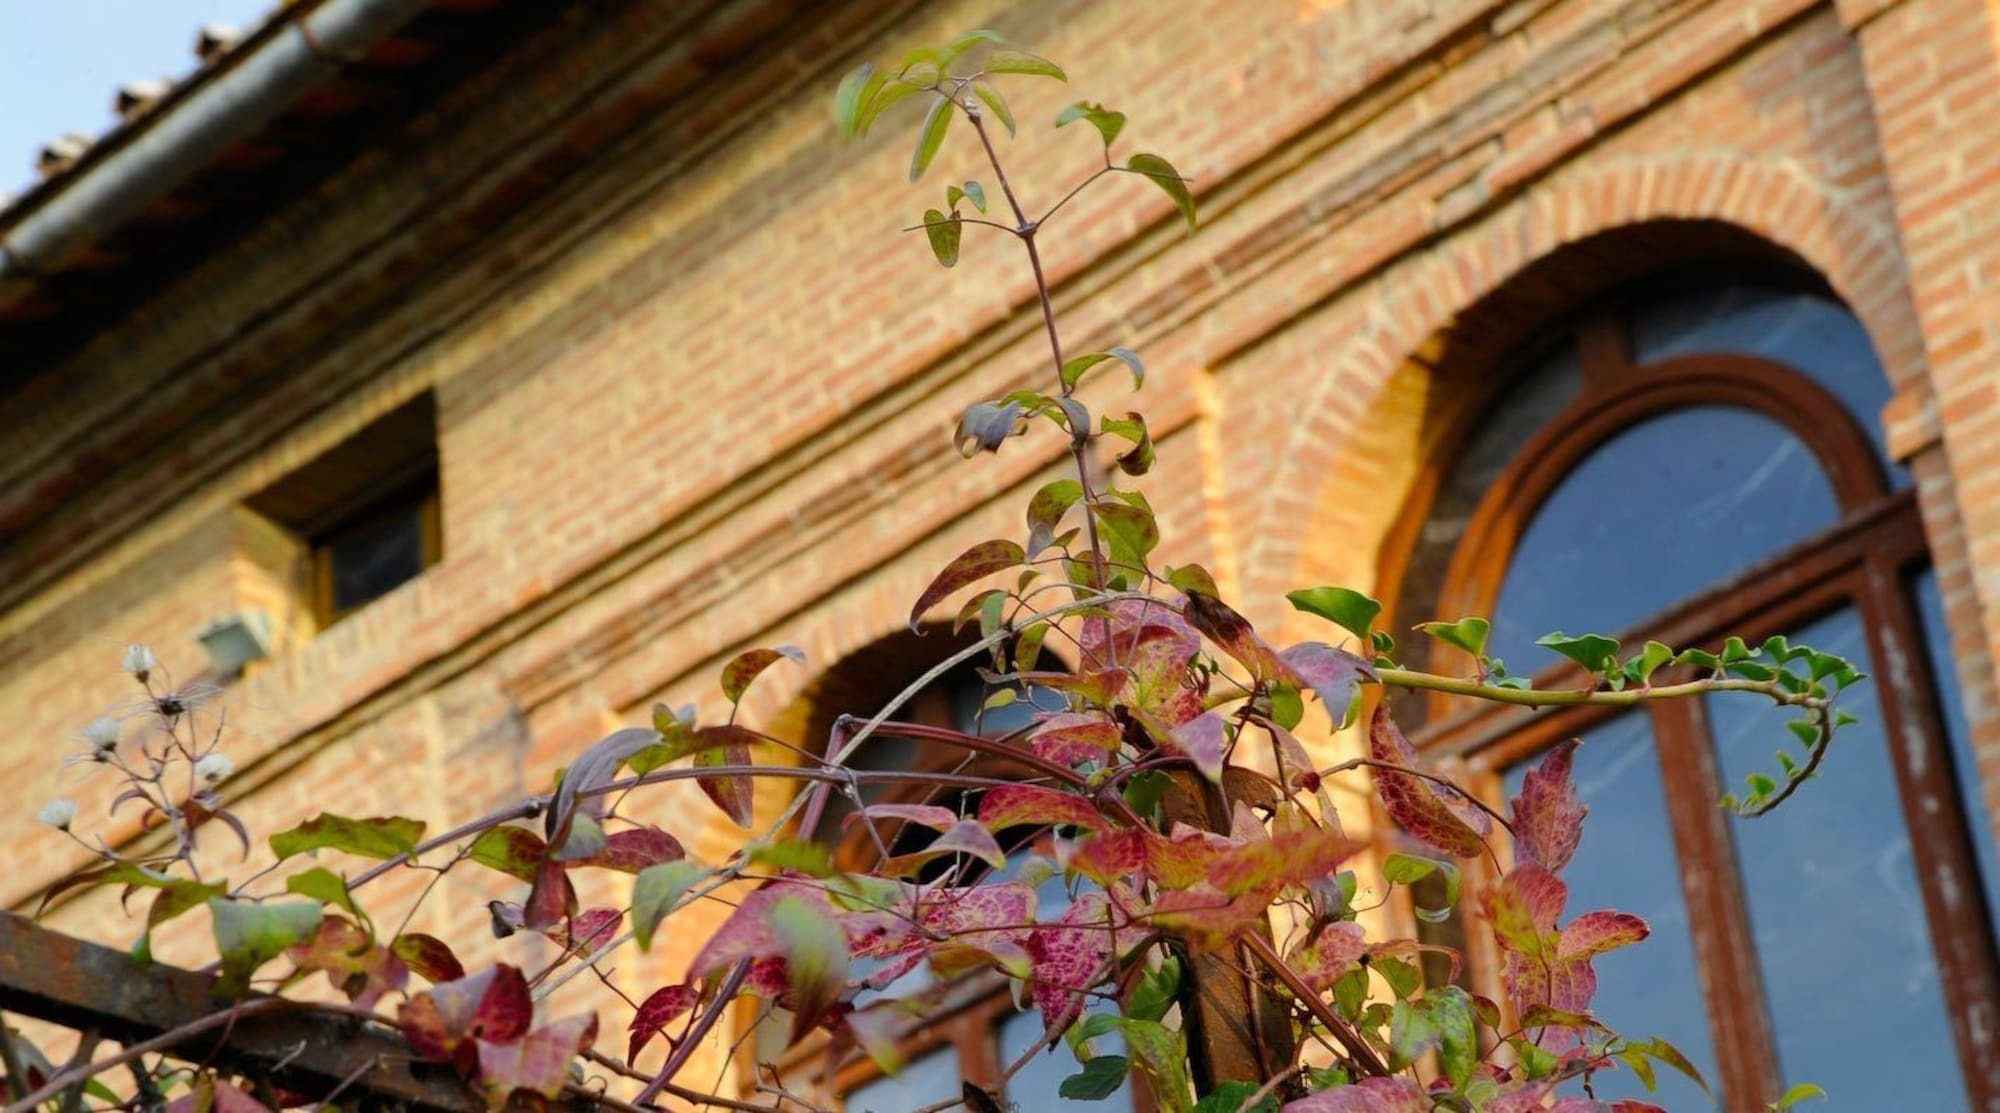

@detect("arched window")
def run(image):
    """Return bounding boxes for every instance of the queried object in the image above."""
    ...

[755,638,1132,1111]
[1394,279,2000,1109]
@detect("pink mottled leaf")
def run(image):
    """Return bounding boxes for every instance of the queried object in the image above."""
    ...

[477,1013,598,1102]
[1028,712,1123,765]
[565,907,623,955]
[570,826,686,873]
[1287,922,1366,992]
[1026,893,1117,1026]
[1142,887,1269,950]
[1282,1077,1428,1112]
[1513,739,1586,872]
[1560,910,1648,958]
[1279,642,1376,725]
[626,983,699,1064]
[910,540,1025,630]
[1207,825,1366,897]
[883,820,1007,875]
[853,803,961,832]
[979,784,1107,832]
[1165,712,1228,782]
[719,645,805,704]
[1368,705,1490,858]
[1068,828,1148,885]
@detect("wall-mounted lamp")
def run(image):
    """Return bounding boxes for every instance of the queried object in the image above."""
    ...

[195,610,274,680]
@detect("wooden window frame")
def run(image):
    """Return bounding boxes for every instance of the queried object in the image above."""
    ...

[1401,314,2000,1106]
[307,476,442,627]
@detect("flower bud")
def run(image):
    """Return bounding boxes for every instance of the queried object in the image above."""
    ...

[122,644,157,680]
[194,752,234,785]
[82,716,120,753]
[37,798,76,830]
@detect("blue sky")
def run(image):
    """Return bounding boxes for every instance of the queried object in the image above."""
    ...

[0,0,272,194]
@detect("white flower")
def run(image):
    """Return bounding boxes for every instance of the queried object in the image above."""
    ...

[194,752,233,784]
[37,798,76,830]
[81,716,119,752]
[122,644,157,678]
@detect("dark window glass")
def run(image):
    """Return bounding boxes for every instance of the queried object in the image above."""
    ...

[323,498,430,616]
[1913,568,2000,918]
[1709,608,1965,1109]
[1000,1010,1129,1105]
[1630,286,1904,485]
[1490,407,1839,670]
[1504,712,1715,1109]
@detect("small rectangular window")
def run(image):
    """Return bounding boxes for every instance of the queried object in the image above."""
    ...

[246,392,441,630]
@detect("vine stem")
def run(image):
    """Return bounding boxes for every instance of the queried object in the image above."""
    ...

[1376,667,1817,710]
[1239,933,1389,1078]
[1,998,292,1113]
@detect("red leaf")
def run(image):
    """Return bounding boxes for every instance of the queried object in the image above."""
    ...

[566,907,623,955]
[1027,712,1122,765]
[1512,739,1586,872]
[468,825,548,884]
[390,933,465,984]
[1143,887,1271,951]
[1560,910,1648,958]
[1026,893,1119,1027]
[1067,828,1147,885]
[1287,922,1366,992]
[881,819,1007,877]
[978,784,1107,832]
[627,984,699,1064]
[1080,600,1205,724]
[910,540,1025,630]
[693,724,757,828]
[522,855,577,932]
[544,728,662,854]
[1183,592,1289,682]
[476,1013,597,1101]
[398,964,533,1068]
[1206,825,1366,898]
[853,803,962,832]
[720,646,805,704]
[570,826,686,873]
[1368,705,1490,858]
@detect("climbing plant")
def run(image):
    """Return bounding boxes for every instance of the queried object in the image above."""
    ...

[25,31,1862,1113]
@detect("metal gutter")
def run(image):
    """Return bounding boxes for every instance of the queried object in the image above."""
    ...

[0,0,434,281]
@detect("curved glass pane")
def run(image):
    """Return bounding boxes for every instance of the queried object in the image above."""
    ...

[1710,608,1966,1110]
[1631,286,1904,485]
[1491,407,1840,670]
[846,1046,960,1111]
[1504,714,1715,1109]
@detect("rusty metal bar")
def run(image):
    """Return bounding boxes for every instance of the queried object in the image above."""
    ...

[0,914,477,1110]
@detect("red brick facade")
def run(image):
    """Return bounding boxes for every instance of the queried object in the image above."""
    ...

[3,0,1997,1100]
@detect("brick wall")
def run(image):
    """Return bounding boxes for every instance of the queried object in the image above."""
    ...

[2,0,1996,1098]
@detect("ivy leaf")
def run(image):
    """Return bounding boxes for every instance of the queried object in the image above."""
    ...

[1060,1056,1131,1100]
[719,646,805,704]
[1415,617,1490,659]
[1056,100,1127,149]
[1537,631,1622,673]
[910,95,954,182]
[269,814,425,862]
[1059,347,1146,391]
[984,49,1066,80]
[923,208,963,267]
[910,540,1026,630]
[633,861,709,952]
[972,82,1016,136]
[773,896,849,1043]
[1126,153,1195,233]
[1286,587,1382,644]
[1368,705,1490,858]
[210,898,323,996]
[391,933,465,984]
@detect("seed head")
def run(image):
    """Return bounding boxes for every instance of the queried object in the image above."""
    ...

[82,716,120,753]
[37,798,77,830]
[194,752,234,785]
[122,644,158,681]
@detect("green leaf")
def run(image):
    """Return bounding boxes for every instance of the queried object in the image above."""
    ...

[984,50,1066,81]
[1631,1036,1709,1095]
[1287,587,1382,644]
[923,208,962,267]
[719,645,805,704]
[1114,1019,1192,1112]
[1194,1082,1274,1113]
[910,539,1026,630]
[1634,640,1674,683]
[962,180,987,213]
[633,860,709,952]
[773,896,848,1041]
[1166,563,1220,599]
[747,840,837,878]
[1060,347,1146,391]
[857,80,922,134]
[1773,1082,1827,1109]
[1388,998,1439,1069]
[1536,631,1621,672]
[1429,986,1478,1089]
[270,814,425,863]
[1415,617,1490,658]
[1128,957,1182,1023]
[1093,500,1159,560]
[468,825,547,884]
[1126,153,1195,233]
[1101,412,1154,476]
[833,63,881,138]
[1060,1056,1130,1101]
[1786,719,1819,746]
[910,95,953,182]
[1056,101,1127,149]
[284,867,361,921]
[209,898,322,996]
[972,82,1015,137]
